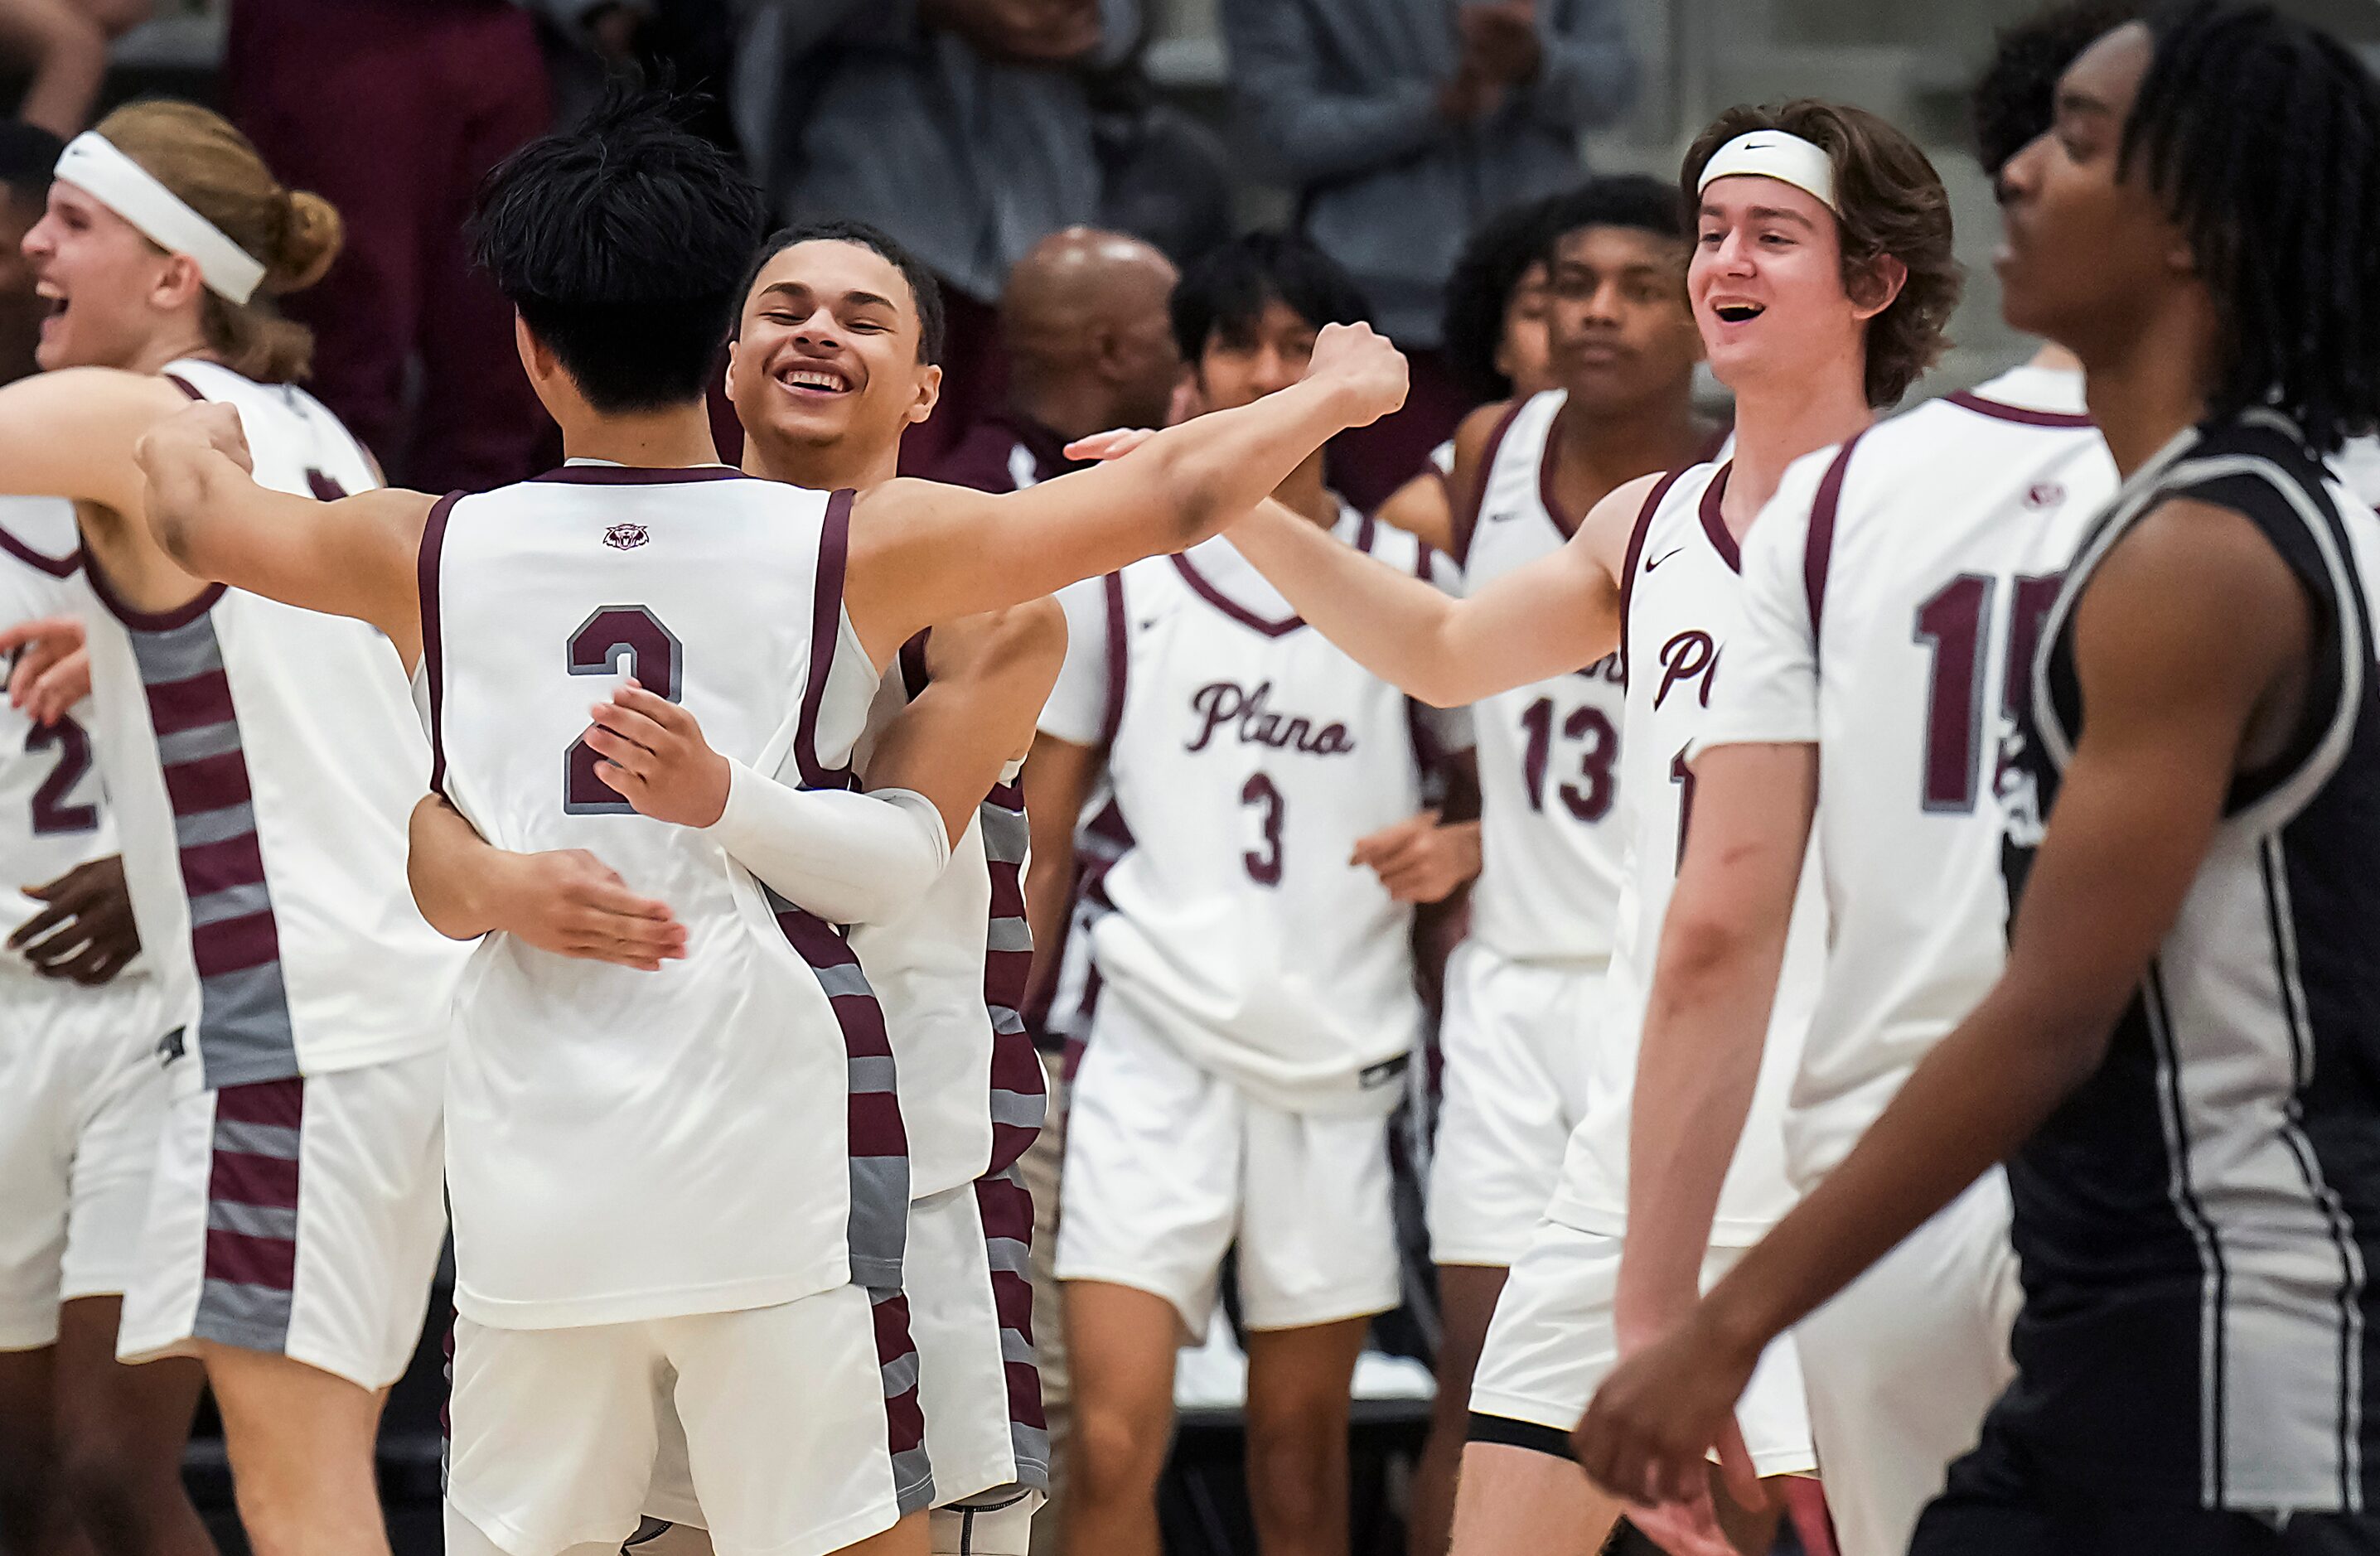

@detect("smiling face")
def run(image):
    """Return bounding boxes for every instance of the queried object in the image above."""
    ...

[726,239,941,461]
[1689,175,1874,398]
[22,180,196,372]
[1993,22,2172,358]
[1545,224,1700,414]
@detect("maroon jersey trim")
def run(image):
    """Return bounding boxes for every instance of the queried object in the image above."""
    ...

[1098,571,1129,751]
[1618,464,1695,687]
[162,372,204,402]
[1803,432,1867,660]
[1452,398,1529,568]
[1538,400,1588,541]
[82,548,224,631]
[1170,551,1307,638]
[1697,460,1740,573]
[898,629,931,700]
[526,463,755,486]
[418,491,462,801]
[0,519,76,577]
[1945,390,2093,430]
[794,488,859,789]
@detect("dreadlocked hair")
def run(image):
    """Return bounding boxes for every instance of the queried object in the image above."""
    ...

[2123,2,2380,452]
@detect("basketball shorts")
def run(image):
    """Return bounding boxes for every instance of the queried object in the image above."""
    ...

[1467,1217,1815,1477]
[0,969,170,1349]
[1425,944,1604,1267]
[1798,1169,2022,1556]
[1056,1000,1400,1336]
[643,1167,1049,1531]
[114,1049,446,1389]
[1913,1411,2380,1555]
[447,1283,931,1556]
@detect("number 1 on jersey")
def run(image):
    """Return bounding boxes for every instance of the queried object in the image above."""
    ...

[1913,573,2062,814]
[564,605,684,814]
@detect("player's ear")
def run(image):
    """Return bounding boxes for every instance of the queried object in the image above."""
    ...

[907,361,943,428]
[723,339,742,409]
[1846,253,1908,323]
[148,251,205,316]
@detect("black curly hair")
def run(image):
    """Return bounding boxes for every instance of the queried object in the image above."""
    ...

[1971,2,2141,177]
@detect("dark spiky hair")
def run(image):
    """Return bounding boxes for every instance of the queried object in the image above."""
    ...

[2122,2,2380,452]
[1170,231,1372,365]
[1971,2,2141,177]
[470,89,765,413]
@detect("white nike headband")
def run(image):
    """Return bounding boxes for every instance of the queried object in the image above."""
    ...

[54,132,266,305]
[1696,129,1839,215]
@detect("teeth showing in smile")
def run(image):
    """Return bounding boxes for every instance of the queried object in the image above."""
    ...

[1715,302,1764,322]
[783,367,849,392]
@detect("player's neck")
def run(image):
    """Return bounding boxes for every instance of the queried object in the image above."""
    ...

[741,426,902,492]
[2077,297,2223,476]
[1722,371,1874,531]
[553,402,722,471]
[125,327,214,379]
[1272,450,1338,529]
[2027,343,2084,375]
[1551,390,1711,511]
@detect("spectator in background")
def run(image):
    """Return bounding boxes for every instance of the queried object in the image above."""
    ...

[733,0,1140,472]
[0,122,62,385]
[1375,193,1565,551]
[0,0,148,138]
[223,0,555,492]
[1219,0,1639,512]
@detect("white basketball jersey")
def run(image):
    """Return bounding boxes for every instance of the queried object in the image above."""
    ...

[1459,390,1628,965]
[1086,508,1453,1114]
[848,640,1045,1202]
[1544,460,1826,1244]
[0,500,119,968]
[1705,366,2115,1190]
[421,466,892,1329]
[69,363,457,1095]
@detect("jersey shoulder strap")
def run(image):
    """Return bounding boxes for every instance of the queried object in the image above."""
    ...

[1618,463,1696,686]
[1098,569,1129,751]
[1450,398,1529,568]
[1802,429,1870,674]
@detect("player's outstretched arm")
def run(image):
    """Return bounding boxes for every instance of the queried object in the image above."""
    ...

[0,368,187,519]
[406,795,688,970]
[840,321,1407,664]
[1218,469,1645,708]
[1613,742,1814,1346]
[133,401,431,661]
[1572,496,2316,1506]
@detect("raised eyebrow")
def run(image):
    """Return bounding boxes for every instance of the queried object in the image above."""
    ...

[839,290,898,313]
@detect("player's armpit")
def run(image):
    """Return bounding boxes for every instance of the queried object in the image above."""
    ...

[134,402,433,661]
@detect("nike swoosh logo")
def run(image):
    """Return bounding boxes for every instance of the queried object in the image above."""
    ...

[1644,546,1685,573]
[1484,510,1521,524]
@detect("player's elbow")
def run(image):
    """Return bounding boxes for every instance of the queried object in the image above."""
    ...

[1652,898,1765,994]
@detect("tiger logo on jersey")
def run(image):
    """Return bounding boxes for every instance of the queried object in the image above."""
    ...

[602,523,650,551]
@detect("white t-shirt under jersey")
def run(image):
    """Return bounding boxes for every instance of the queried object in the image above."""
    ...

[1702,365,2116,1190]
[1041,503,1471,1114]
[1542,458,1827,1245]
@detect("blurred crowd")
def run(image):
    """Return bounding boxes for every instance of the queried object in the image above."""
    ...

[0,0,1641,510]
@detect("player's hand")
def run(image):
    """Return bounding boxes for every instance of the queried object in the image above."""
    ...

[1304,321,1410,428]
[1573,1305,1765,1510]
[1350,811,1480,903]
[1,616,89,724]
[1062,426,1159,463]
[583,683,731,829]
[135,400,253,476]
[488,848,686,971]
[11,856,138,984]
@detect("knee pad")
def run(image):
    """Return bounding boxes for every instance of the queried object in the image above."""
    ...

[931,1486,1044,1556]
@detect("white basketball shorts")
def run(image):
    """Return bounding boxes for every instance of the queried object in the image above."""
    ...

[1425,944,1604,1267]
[1797,1169,2021,1556]
[1056,999,1400,1336]
[0,969,169,1349]
[447,1283,931,1556]
[114,1049,446,1389]
[1469,1217,1815,1477]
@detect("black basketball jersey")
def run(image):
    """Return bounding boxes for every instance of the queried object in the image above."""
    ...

[1998,410,2380,1512]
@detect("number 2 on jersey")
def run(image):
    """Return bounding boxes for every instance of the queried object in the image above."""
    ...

[26,716,98,835]
[564,605,684,814]
[1241,771,1284,886]
[1913,573,2062,814]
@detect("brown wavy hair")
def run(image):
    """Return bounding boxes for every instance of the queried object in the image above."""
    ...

[93,101,344,384]
[1682,100,1962,407]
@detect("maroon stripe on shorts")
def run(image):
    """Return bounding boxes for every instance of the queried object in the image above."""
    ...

[206,1142,301,1209]
[872,1288,927,1455]
[194,1076,305,1354]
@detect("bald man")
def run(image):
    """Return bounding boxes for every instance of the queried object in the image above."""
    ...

[931,227,1182,498]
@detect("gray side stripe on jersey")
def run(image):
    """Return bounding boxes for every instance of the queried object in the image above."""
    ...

[2142,964,2232,1503]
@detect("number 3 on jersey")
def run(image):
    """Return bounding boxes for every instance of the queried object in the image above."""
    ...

[1241,771,1284,886]
[564,605,683,814]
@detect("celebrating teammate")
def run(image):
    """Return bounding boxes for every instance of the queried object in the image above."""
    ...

[1576,10,2380,1552]
[132,94,1408,1556]
[1602,10,2124,1552]
[0,103,457,1556]
[1405,172,1713,1556]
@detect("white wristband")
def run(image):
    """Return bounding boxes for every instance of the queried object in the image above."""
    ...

[705,758,951,925]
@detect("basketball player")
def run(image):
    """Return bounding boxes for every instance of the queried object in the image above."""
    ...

[1081,100,1960,1554]
[405,219,1077,1556]
[0,498,215,1556]
[1598,13,2124,1554]
[131,97,1410,1556]
[1404,172,1713,1556]
[0,104,457,1556]
[1576,11,2380,1553]
[1030,230,1476,1556]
